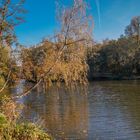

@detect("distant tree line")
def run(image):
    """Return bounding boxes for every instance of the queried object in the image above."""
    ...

[87,16,140,80]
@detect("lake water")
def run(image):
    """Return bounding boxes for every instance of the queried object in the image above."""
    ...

[14,81,140,140]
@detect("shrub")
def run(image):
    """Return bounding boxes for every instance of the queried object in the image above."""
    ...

[0,114,52,140]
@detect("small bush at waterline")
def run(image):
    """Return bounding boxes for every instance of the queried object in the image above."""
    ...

[0,114,52,140]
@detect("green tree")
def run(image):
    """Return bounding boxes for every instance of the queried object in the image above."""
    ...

[125,16,140,44]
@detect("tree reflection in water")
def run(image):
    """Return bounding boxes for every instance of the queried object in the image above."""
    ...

[14,81,140,139]
[18,84,89,139]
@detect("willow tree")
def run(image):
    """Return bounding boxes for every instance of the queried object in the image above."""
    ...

[43,0,94,86]
[19,0,93,98]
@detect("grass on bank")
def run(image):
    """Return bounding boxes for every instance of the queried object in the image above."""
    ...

[0,95,53,140]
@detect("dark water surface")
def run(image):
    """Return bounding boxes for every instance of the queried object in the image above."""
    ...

[14,81,140,140]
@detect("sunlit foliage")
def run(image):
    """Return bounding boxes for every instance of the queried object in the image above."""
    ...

[21,0,93,86]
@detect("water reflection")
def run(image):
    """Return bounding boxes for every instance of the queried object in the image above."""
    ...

[18,85,89,139]
[14,81,140,140]
[88,81,140,139]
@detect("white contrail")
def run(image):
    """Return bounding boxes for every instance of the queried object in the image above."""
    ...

[95,0,101,28]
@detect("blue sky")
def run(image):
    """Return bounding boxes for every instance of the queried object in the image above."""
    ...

[15,0,140,46]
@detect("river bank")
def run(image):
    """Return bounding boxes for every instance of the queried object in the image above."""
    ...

[88,72,140,81]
